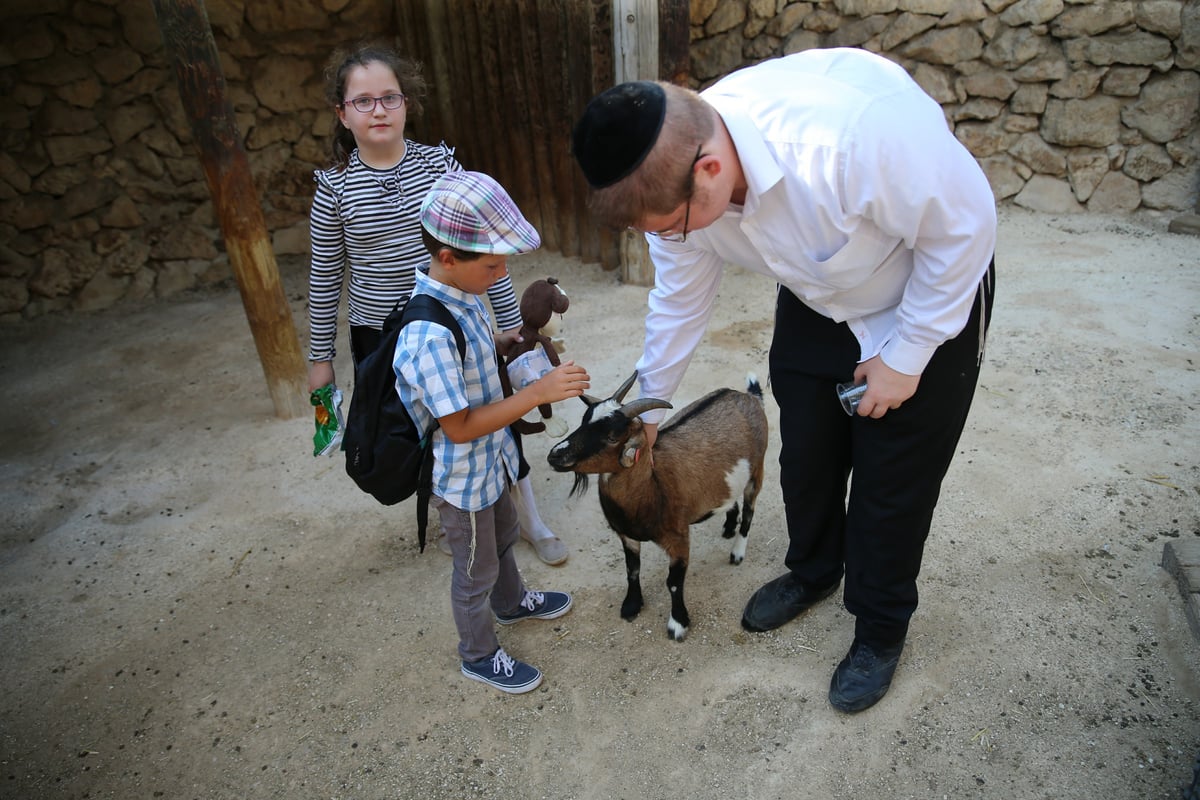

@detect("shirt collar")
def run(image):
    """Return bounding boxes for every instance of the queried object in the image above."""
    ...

[413,268,487,316]
[703,95,784,216]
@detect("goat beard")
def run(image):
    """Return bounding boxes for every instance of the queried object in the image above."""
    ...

[568,473,591,499]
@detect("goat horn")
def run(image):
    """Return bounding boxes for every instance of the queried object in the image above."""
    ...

[620,398,672,419]
[611,371,639,403]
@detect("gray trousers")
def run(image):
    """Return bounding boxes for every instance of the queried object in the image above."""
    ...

[432,487,526,663]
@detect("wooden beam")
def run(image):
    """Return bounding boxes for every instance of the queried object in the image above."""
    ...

[151,0,307,419]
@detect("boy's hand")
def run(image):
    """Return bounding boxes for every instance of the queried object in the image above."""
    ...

[533,360,590,404]
[494,329,524,359]
[438,360,590,444]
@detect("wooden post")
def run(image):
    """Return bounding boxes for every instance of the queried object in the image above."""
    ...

[151,0,308,419]
[612,0,690,285]
[613,0,658,83]
[613,0,658,287]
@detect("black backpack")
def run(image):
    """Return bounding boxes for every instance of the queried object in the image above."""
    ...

[343,293,466,551]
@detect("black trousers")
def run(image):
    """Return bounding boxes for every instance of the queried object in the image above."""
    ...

[349,323,382,367]
[769,260,995,647]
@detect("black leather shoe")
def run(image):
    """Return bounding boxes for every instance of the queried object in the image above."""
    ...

[740,572,840,632]
[828,638,905,713]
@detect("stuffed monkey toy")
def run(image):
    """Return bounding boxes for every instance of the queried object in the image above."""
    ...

[498,277,570,436]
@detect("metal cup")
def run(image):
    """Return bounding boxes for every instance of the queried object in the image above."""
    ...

[836,381,867,416]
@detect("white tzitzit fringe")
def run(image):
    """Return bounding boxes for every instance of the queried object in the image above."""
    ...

[977,271,992,367]
[466,511,478,574]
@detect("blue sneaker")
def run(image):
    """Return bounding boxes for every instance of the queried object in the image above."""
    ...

[461,647,542,694]
[495,590,573,625]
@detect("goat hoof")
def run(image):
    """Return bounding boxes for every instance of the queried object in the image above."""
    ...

[730,536,748,565]
[620,602,643,620]
[667,617,688,641]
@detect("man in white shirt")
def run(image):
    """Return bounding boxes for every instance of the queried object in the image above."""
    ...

[571,47,996,713]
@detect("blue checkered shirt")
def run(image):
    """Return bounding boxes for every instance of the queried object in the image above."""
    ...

[394,270,520,511]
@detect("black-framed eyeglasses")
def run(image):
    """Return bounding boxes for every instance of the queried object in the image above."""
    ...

[344,93,406,113]
[649,144,704,243]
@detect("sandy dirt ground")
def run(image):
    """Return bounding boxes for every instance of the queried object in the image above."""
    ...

[1,206,1198,800]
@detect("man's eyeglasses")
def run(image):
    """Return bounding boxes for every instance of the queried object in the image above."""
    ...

[344,93,406,113]
[649,144,704,243]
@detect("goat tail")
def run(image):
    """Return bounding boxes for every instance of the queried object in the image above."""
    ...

[746,372,764,403]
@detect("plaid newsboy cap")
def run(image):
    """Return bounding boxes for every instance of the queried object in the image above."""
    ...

[420,171,541,255]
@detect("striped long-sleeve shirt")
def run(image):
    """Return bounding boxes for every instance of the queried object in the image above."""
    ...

[306,143,522,362]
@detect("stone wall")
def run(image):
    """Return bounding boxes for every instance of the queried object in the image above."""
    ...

[0,1,388,320]
[690,0,1199,215]
[0,0,1197,321]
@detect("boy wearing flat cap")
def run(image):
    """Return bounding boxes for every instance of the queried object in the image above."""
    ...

[397,170,590,694]
[572,48,997,713]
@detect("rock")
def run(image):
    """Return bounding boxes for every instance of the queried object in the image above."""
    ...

[1141,166,1200,210]
[1013,174,1085,212]
[1087,171,1142,212]
[1066,150,1110,202]
[1041,96,1123,148]
[1121,71,1200,144]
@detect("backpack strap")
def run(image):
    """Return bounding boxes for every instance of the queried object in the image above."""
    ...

[398,293,467,362]
[393,293,467,552]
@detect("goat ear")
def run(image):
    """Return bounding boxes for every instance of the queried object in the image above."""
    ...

[620,443,639,468]
[619,429,646,468]
[580,393,600,407]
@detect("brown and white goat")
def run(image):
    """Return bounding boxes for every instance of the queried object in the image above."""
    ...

[547,371,768,641]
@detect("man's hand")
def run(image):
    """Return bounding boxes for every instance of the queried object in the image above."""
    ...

[854,356,919,419]
[641,422,658,466]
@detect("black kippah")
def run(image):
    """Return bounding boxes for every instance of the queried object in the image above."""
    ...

[572,81,666,189]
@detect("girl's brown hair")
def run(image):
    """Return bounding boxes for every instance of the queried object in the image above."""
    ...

[324,42,428,170]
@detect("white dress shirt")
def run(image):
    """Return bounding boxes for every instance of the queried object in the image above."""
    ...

[636,48,997,423]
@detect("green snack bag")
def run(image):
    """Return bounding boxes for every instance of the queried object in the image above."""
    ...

[310,383,344,457]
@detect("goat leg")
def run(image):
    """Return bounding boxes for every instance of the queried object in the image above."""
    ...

[619,536,643,620]
[725,500,747,564]
[665,556,690,641]
[721,502,739,539]
[731,478,760,564]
